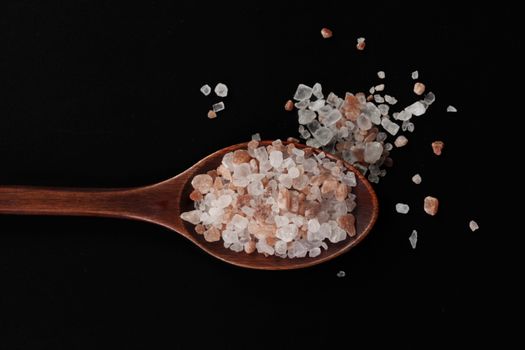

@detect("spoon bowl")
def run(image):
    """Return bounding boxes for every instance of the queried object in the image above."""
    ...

[0,141,378,270]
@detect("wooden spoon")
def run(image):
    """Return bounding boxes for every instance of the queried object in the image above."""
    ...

[0,141,378,270]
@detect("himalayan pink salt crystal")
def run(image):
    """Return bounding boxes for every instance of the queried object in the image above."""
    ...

[432,141,444,156]
[204,227,221,242]
[244,241,256,254]
[413,82,426,95]
[195,224,205,235]
[356,37,366,50]
[189,189,203,201]
[335,183,348,202]
[394,135,408,148]
[424,196,439,216]
[207,110,217,119]
[321,178,338,194]
[285,99,294,111]
[320,27,333,38]
[191,174,213,194]
[469,220,479,232]
[216,165,232,181]
[232,150,252,164]
[337,214,356,237]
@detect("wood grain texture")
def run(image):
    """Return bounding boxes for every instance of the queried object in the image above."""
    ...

[0,141,378,270]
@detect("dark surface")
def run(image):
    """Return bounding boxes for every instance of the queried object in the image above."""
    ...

[0,1,517,348]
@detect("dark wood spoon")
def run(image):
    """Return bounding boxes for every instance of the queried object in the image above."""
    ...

[0,141,378,270]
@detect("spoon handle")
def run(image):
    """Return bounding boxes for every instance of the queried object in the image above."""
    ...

[0,186,143,220]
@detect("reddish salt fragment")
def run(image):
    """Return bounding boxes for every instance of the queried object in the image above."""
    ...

[207,110,217,119]
[413,82,426,95]
[232,150,252,164]
[189,189,203,201]
[432,141,444,156]
[321,27,333,38]
[337,214,356,237]
[195,224,206,235]
[424,196,439,216]
[284,99,294,111]
[356,37,366,50]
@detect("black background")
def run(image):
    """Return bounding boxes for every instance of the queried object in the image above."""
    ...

[1,1,518,348]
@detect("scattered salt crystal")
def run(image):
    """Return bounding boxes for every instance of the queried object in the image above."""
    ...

[395,203,410,214]
[411,70,419,80]
[212,102,225,112]
[469,220,479,232]
[356,37,366,50]
[200,84,211,96]
[336,270,346,278]
[207,110,217,119]
[375,84,385,92]
[409,230,417,249]
[424,92,436,105]
[431,141,444,156]
[364,142,383,163]
[312,83,323,99]
[320,28,333,39]
[413,82,426,95]
[447,105,457,112]
[423,196,439,216]
[384,94,397,105]
[369,86,375,94]
[381,118,400,135]
[405,101,426,117]
[251,133,261,141]
[412,174,422,184]
[373,94,385,103]
[294,84,313,101]
[377,71,385,79]
[285,100,294,111]
[214,83,228,97]
[394,135,408,148]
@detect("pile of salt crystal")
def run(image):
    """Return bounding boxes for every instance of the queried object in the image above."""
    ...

[180,138,358,259]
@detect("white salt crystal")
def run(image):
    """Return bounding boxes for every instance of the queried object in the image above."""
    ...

[409,230,417,249]
[369,86,375,94]
[231,214,248,230]
[395,110,412,121]
[405,101,426,116]
[308,99,325,111]
[276,224,298,242]
[298,109,316,125]
[469,220,479,232]
[447,105,458,112]
[288,166,300,178]
[424,92,436,105]
[381,118,400,135]
[364,142,383,163]
[200,84,211,96]
[336,270,346,278]
[412,174,422,184]
[384,94,398,105]
[212,102,225,112]
[180,210,202,225]
[247,180,264,196]
[294,84,313,101]
[251,133,261,141]
[312,83,323,99]
[214,83,228,97]
[377,71,385,79]
[269,151,283,168]
[373,94,385,103]
[357,114,372,130]
[312,127,334,146]
[308,219,321,233]
[395,203,410,214]
[275,240,288,255]
[411,70,419,80]
[323,109,342,126]
[274,215,289,227]
[295,99,310,109]
[375,84,385,92]
[309,247,321,258]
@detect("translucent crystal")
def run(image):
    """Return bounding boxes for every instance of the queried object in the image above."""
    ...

[294,84,313,101]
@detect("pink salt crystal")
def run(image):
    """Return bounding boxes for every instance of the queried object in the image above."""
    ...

[207,110,217,119]
[413,82,426,95]
[287,137,300,143]
[394,135,408,148]
[337,214,356,237]
[432,141,444,156]
[285,99,294,111]
[189,189,203,201]
[424,196,439,216]
[356,37,366,50]
[232,149,252,164]
[217,165,232,181]
[335,183,348,202]
[320,27,333,39]
[204,227,221,242]
[191,174,213,194]
[244,241,256,254]
[321,179,338,194]
[277,187,291,211]
[195,224,205,235]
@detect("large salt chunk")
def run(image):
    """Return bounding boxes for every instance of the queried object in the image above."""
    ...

[294,84,313,101]
[214,83,228,97]
[298,109,317,124]
[312,127,334,146]
[381,118,400,135]
[269,150,283,168]
[200,84,211,96]
[364,142,383,163]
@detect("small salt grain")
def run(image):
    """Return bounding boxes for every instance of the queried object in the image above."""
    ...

[212,102,225,112]
[412,174,422,184]
[411,70,419,80]
[336,270,346,278]
[251,133,261,141]
[200,84,211,96]
[431,141,444,156]
[469,220,479,232]
[356,37,366,50]
[377,71,385,79]
[321,27,333,39]
[394,135,408,148]
[375,84,385,92]
[285,100,294,111]
[384,94,397,105]
[207,110,217,119]
[423,196,439,216]
[447,105,457,112]
[413,82,426,95]
[409,230,418,249]
[396,203,410,214]
[214,83,228,97]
